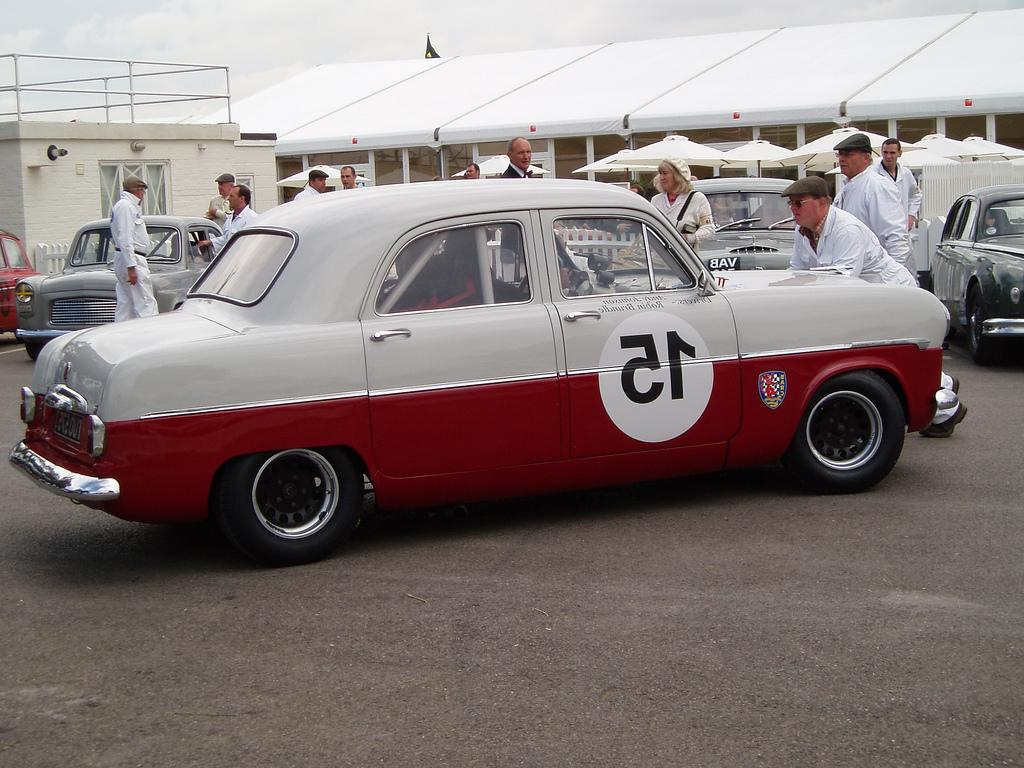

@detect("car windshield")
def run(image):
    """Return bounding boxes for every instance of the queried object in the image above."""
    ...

[69,226,181,267]
[189,231,295,304]
[979,199,1024,240]
[2,237,30,269]
[707,192,791,231]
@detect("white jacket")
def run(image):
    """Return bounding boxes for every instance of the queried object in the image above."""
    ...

[874,159,922,221]
[790,206,917,287]
[211,205,259,254]
[651,190,715,248]
[110,191,149,281]
[834,169,912,269]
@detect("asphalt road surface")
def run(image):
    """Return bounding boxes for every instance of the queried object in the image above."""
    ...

[0,331,1021,768]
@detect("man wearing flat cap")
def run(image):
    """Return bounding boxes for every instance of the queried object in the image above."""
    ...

[783,176,966,437]
[832,133,913,274]
[206,173,234,224]
[111,175,158,321]
[783,176,915,286]
[294,168,330,201]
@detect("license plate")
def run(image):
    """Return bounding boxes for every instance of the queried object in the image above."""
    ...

[706,256,741,271]
[54,410,83,442]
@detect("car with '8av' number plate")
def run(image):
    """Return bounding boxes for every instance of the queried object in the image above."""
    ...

[10,180,948,566]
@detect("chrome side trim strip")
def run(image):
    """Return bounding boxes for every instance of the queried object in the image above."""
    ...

[741,338,931,359]
[567,355,736,378]
[141,390,369,420]
[9,442,120,502]
[370,371,556,398]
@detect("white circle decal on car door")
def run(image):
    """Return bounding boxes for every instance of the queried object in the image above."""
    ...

[597,312,714,443]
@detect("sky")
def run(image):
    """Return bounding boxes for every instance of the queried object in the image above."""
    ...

[3,0,1023,104]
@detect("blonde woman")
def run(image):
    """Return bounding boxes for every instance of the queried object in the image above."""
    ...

[651,159,714,249]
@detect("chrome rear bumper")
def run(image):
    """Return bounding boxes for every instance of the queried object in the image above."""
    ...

[9,442,119,502]
[983,318,1024,337]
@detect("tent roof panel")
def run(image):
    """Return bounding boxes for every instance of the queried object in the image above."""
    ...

[845,9,1024,119]
[628,13,969,131]
[276,45,602,152]
[437,29,772,143]
[192,59,441,135]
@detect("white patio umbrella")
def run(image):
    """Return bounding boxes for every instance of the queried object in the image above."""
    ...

[960,136,1024,160]
[573,150,651,174]
[896,147,960,168]
[912,133,975,159]
[721,140,792,175]
[782,127,917,168]
[451,154,549,177]
[606,135,728,169]
[276,164,339,188]
[277,164,369,187]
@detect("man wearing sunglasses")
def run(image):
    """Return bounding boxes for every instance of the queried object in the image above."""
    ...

[832,133,913,273]
[783,176,916,286]
[784,175,966,437]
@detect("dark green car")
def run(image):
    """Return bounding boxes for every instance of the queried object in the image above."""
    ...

[932,185,1024,364]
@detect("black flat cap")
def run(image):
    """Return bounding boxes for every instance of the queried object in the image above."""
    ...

[834,133,872,152]
[215,173,235,183]
[781,176,829,198]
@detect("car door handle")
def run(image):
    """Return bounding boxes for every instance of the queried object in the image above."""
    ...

[370,329,412,342]
[563,311,602,322]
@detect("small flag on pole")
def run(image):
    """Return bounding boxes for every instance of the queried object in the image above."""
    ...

[425,34,440,58]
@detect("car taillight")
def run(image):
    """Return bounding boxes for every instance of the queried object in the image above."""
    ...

[20,387,36,423]
[87,415,106,458]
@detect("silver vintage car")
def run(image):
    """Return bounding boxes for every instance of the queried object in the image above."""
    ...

[694,177,795,272]
[14,215,221,359]
[11,181,948,566]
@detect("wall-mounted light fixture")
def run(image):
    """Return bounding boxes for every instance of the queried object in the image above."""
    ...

[46,144,69,161]
[130,140,146,152]
[197,143,207,151]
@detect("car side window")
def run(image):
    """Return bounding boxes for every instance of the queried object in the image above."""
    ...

[555,217,652,297]
[376,223,530,314]
[940,200,964,242]
[554,218,692,296]
[146,228,180,263]
[954,200,978,242]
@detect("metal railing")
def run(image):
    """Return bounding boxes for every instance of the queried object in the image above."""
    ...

[0,53,230,123]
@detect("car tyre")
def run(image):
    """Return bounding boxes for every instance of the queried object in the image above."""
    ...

[214,447,361,566]
[782,371,905,494]
[967,285,1002,365]
[25,342,44,361]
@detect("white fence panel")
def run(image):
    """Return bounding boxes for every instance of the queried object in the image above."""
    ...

[33,242,70,275]
[920,163,1024,220]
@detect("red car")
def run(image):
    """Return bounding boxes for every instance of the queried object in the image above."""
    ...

[0,230,37,332]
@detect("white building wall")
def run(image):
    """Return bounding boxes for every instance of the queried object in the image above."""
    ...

[0,122,277,262]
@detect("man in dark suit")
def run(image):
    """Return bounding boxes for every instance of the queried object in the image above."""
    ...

[501,137,533,178]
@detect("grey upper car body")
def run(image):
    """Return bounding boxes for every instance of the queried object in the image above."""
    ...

[15,215,221,359]
[692,177,795,272]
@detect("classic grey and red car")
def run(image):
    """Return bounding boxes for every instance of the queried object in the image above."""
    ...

[931,184,1024,364]
[10,181,949,566]
[1,229,37,332]
[14,216,221,360]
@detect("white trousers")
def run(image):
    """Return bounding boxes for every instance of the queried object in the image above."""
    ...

[114,263,158,321]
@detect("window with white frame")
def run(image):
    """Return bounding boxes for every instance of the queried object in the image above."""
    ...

[100,162,170,217]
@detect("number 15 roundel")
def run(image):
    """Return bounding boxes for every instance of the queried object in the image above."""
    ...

[597,312,714,443]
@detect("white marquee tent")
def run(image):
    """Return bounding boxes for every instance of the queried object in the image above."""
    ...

[192,9,1024,157]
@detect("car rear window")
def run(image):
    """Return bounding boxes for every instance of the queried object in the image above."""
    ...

[189,230,295,304]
